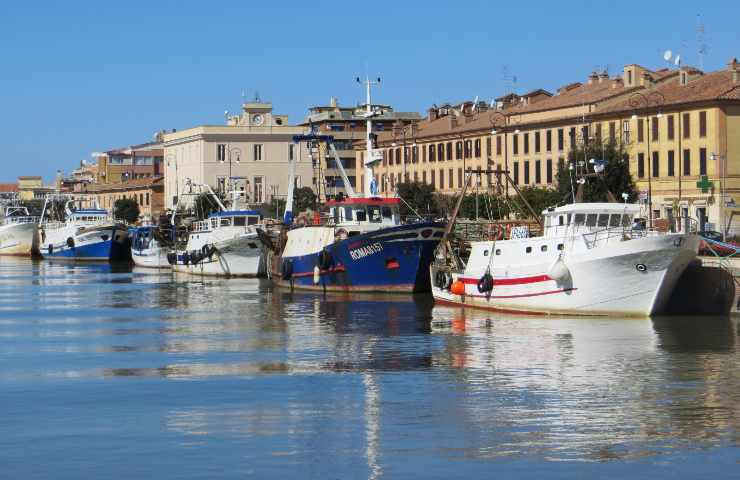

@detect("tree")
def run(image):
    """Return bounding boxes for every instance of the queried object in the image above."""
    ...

[293,186,317,213]
[556,140,637,203]
[114,198,140,224]
[396,181,439,218]
[519,186,563,217]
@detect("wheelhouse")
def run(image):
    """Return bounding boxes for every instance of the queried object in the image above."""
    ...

[542,203,640,238]
[69,209,109,224]
[326,197,401,227]
[192,210,262,233]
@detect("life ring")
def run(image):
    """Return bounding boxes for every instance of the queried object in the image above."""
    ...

[317,249,332,270]
[66,237,75,248]
[477,273,494,293]
[489,224,504,241]
[281,259,294,280]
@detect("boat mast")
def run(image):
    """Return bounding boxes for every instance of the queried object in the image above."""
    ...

[360,75,381,197]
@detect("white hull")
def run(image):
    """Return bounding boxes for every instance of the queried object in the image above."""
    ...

[0,222,38,256]
[433,234,700,317]
[132,247,171,269]
[172,233,263,277]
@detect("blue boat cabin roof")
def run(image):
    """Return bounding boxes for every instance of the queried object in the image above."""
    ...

[208,210,262,218]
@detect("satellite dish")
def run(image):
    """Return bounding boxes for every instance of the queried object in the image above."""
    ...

[663,50,673,61]
[674,55,681,66]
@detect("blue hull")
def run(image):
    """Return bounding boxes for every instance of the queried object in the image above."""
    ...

[43,226,130,261]
[274,222,444,293]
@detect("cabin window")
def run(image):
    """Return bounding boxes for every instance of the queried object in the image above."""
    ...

[368,205,382,223]
[211,218,218,229]
[233,217,246,227]
[586,214,598,227]
[557,243,564,250]
[621,215,632,227]
[567,214,572,225]
[483,250,489,256]
[333,208,339,223]
[526,246,532,253]
[381,206,393,220]
[220,218,232,227]
[541,245,548,252]
[609,214,621,227]
[574,213,586,226]
[495,249,502,255]
[597,214,609,227]
[558,215,564,226]
[247,216,259,225]
[343,206,353,222]
[355,208,367,222]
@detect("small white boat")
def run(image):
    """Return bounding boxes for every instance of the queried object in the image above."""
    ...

[0,202,39,256]
[432,202,700,317]
[169,181,263,277]
[130,226,172,268]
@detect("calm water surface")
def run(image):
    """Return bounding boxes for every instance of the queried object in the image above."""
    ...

[1,258,738,479]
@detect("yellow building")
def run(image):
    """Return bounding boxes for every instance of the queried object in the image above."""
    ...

[359,59,740,235]
[17,176,54,201]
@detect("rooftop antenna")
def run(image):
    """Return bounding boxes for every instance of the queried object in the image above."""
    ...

[674,54,682,67]
[663,50,673,68]
[696,14,708,70]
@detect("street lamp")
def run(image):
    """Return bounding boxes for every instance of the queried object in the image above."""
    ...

[489,111,509,198]
[219,145,242,193]
[711,151,728,240]
[629,91,665,229]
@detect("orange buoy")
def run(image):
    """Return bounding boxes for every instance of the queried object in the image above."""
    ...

[450,280,466,296]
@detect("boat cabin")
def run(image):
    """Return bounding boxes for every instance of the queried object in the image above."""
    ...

[326,197,401,235]
[542,203,640,238]
[69,209,109,224]
[192,210,262,233]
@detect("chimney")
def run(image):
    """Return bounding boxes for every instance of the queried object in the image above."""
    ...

[588,72,599,85]
[612,77,623,89]
[641,71,654,87]
[679,66,689,86]
[329,96,338,108]
[598,71,609,83]
[448,114,458,129]
[728,57,740,83]
[428,107,438,121]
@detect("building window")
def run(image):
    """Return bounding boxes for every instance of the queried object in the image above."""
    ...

[412,145,418,163]
[524,161,530,184]
[699,111,707,137]
[216,176,227,192]
[486,137,491,157]
[437,143,444,162]
[431,170,436,187]
[608,122,616,143]
[496,136,502,156]
[667,115,674,140]
[439,169,444,189]
[455,141,462,160]
[396,148,401,165]
[534,131,541,153]
[474,139,481,157]
[446,142,452,161]
[546,159,553,184]
[513,162,519,184]
[623,120,630,144]
[568,128,576,146]
[458,168,462,188]
[699,148,707,175]
[683,113,690,138]
[651,117,659,142]
[667,150,675,177]
[637,119,644,143]
[428,144,435,162]
[652,151,659,177]
[535,160,541,184]
[464,140,472,158]
[422,171,427,183]
[683,149,691,175]
[638,153,645,178]
[253,144,263,161]
[421,145,426,163]
[513,134,519,155]
[449,169,454,188]
[557,129,564,150]
[523,133,529,154]
[253,176,264,203]
[581,125,589,143]
[217,144,226,162]
[546,130,552,152]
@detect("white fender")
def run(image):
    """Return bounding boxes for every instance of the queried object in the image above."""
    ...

[313,265,320,285]
[547,254,570,283]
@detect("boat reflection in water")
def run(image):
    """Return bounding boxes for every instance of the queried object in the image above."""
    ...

[430,305,740,462]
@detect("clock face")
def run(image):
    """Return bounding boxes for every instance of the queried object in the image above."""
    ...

[252,114,264,126]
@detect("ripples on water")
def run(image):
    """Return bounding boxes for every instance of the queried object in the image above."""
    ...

[0,258,738,479]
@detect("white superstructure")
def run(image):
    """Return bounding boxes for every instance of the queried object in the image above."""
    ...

[0,203,39,256]
[432,203,700,316]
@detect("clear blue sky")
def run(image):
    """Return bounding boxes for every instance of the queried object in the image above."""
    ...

[1,0,738,183]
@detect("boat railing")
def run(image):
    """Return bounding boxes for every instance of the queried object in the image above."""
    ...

[582,217,700,249]
[3,215,39,225]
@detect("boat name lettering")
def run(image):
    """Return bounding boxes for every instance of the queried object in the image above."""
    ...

[349,242,383,260]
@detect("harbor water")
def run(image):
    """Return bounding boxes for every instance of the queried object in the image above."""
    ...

[1,258,738,479]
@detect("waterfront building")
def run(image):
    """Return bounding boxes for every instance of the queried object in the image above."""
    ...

[17,176,55,200]
[299,97,420,198]
[361,59,740,234]
[94,142,164,184]
[162,100,312,210]
[81,177,164,223]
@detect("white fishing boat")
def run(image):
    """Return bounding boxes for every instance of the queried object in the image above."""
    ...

[168,181,263,277]
[431,202,700,317]
[130,225,172,268]
[38,197,129,261]
[0,200,39,256]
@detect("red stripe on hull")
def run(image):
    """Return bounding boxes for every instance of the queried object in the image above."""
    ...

[434,297,549,316]
[459,274,552,286]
